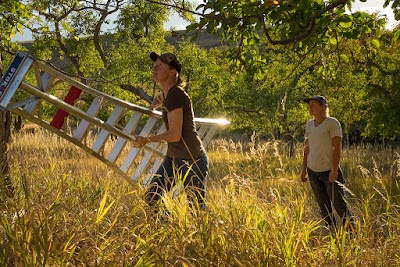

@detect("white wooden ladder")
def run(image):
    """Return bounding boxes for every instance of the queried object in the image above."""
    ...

[0,52,229,186]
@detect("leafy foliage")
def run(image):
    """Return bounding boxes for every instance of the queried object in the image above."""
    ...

[3,0,400,141]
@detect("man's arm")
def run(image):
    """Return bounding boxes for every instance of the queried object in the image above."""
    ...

[301,139,309,182]
[330,136,342,182]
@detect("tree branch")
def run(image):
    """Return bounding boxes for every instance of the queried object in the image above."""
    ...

[367,82,393,100]
[93,0,121,68]
[120,84,153,103]
[224,105,262,116]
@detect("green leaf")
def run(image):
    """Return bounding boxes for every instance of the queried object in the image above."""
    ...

[95,189,115,224]
[371,39,380,49]
[394,29,400,41]
[339,21,352,29]
[329,37,337,45]
[340,54,349,62]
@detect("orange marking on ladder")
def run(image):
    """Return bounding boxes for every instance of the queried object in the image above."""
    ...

[50,86,82,129]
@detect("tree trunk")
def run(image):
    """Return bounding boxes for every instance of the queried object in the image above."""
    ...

[0,110,13,197]
[14,115,22,132]
[0,53,14,197]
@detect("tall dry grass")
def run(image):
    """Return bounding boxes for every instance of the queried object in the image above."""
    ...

[0,131,399,266]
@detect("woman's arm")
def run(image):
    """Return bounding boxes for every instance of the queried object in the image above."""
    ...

[149,93,164,110]
[136,108,183,146]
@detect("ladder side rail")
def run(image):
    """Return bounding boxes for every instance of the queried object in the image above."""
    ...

[194,118,230,125]
[0,57,34,108]
[38,61,230,128]
[39,63,157,117]
[0,52,27,101]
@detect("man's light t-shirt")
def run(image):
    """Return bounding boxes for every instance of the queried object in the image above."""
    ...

[305,117,342,172]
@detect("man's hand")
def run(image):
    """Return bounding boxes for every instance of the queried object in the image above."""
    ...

[301,171,308,182]
[329,169,338,183]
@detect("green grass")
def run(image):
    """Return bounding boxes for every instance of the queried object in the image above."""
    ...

[0,132,399,266]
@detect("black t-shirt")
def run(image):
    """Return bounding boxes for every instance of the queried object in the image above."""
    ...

[162,85,205,159]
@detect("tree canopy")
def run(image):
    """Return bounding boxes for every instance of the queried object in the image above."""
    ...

[2,0,400,142]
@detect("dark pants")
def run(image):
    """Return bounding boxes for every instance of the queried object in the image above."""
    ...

[145,154,209,208]
[307,167,352,227]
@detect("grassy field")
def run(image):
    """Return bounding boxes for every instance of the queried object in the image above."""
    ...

[0,131,399,266]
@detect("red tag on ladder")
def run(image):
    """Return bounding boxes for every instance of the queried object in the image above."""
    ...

[50,86,82,129]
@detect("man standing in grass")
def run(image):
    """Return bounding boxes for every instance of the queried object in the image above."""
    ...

[300,95,353,230]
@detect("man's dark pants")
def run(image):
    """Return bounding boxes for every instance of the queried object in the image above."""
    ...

[307,167,352,227]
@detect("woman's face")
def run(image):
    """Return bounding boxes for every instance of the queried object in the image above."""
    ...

[308,100,325,116]
[152,59,173,82]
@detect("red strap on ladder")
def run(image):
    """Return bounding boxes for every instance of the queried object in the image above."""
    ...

[50,86,82,129]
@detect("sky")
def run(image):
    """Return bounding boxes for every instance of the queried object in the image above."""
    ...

[13,0,396,41]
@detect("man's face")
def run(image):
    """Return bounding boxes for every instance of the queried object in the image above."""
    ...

[308,100,325,116]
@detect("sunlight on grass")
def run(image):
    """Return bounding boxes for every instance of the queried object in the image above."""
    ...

[0,131,399,266]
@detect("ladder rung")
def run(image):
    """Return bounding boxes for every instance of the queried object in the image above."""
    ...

[142,153,165,186]
[130,124,167,180]
[73,97,103,141]
[92,105,125,153]
[197,124,209,139]
[7,96,39,110]
[24,72,55,114]
[120,116,158,173]
[107,111,143,163]
[202,125,218,148]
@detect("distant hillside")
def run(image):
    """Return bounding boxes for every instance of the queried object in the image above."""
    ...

[166,29,228,49]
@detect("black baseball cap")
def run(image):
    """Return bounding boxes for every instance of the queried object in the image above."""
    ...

[303,95,328,106]
[150,52,182,73]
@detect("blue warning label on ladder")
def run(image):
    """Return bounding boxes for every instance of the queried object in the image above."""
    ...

[0,52,25,98]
